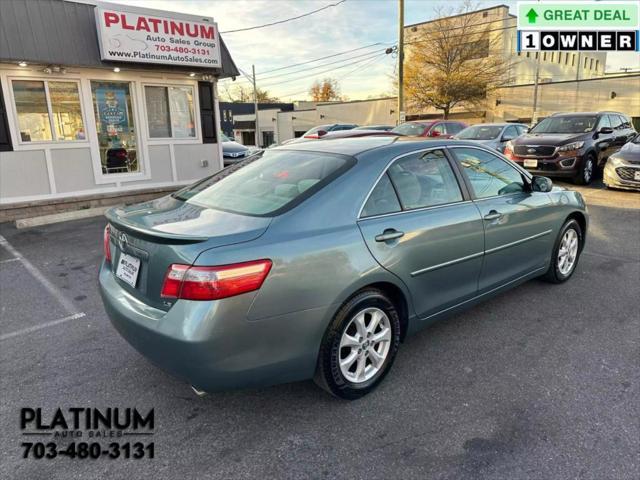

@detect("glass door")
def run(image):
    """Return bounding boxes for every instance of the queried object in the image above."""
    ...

[90,81,138,175]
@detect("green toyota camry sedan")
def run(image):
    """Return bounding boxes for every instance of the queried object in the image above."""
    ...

[99,137,588,399]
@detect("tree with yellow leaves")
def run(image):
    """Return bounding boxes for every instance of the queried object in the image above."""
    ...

[404,4,513,118]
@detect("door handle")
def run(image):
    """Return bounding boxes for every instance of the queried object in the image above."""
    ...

[484,210,503,221]
[375,229,405,242]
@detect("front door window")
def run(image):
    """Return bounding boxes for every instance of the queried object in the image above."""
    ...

[91,81,138,175]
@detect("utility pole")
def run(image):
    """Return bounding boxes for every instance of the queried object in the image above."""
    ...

[531,52,540,125]
[397,0,404,125]
[252,64,260,148]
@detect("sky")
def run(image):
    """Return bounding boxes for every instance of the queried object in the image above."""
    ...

[114,0,640,101]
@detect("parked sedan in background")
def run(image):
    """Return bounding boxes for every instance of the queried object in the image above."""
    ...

[221,133,250,166]
[100,137,587,399]
[301,123,358,139]
[455,123,528,152]
[289,129,399,143]
[391,120,467,138]
[604,133,640,190]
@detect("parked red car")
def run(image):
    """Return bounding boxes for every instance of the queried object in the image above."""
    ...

[391,120,467,138]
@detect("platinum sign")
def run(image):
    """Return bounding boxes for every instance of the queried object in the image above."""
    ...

[95,2,222,68]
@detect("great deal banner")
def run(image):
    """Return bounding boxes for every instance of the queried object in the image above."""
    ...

[95,2,222,68]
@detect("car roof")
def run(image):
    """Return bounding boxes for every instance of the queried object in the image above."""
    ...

[551,111,624,116]
[273,136,486,157]
[464,123,526,127]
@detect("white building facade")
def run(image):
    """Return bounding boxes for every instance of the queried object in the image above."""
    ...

[0,0,239,215]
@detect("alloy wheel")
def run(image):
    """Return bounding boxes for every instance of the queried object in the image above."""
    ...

[338,307,392,383]
[583,158,593,183]
[558,228,579,275]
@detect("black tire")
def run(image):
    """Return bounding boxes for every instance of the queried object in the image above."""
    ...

[573,154,595,185]
[314,288,401,400]
[541,219,583,284]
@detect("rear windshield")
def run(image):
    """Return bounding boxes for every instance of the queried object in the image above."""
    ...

[391,123,429,136]
[531,116,597,134]
[181,150,354,216]
[457,125,503,140]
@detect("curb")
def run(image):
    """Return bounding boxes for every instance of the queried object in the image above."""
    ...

[15,207,110,229]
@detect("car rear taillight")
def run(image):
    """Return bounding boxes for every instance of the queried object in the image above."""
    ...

[161,260,272,301]
[504,145,515,160]
[103,224,112,263]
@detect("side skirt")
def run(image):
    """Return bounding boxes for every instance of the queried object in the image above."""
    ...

[407,266,546,336]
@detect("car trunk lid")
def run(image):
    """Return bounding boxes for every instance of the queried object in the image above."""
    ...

[106,195,271,310]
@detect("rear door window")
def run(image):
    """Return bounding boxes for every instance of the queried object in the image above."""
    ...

[387,149,463,209]
[361,173,401,217]
[185,150,354,216]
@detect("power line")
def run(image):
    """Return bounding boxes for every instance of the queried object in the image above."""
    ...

[259,50,390,88]
[249,47,392,83]
[257,42,390,75]
[277,53,389,99]
[219,42,390,85]
[221,0,347,34]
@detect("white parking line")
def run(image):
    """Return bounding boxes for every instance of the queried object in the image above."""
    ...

[0,234,86,340]
[0,257,21,264]
[0,234,79,314]
[0,312,86,341]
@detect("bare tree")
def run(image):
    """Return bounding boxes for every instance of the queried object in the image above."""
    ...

[309,78,343,102]
[403,3,512,118]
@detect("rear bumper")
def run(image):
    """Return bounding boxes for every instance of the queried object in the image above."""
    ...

[99,262,330,391]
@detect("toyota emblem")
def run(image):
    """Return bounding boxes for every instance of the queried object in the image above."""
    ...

[527,148,536,154]
[118,232,128,251]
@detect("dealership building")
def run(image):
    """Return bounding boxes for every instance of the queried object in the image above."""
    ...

[0,0,239,220]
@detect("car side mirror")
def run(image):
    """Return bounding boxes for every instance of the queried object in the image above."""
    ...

[316,130,328,137]
[531,175,553,193]
[430,130,441,137]
[501,134,514,142]
[598,126,613,135]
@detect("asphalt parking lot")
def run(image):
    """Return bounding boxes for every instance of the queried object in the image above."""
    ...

[0,181,638,480]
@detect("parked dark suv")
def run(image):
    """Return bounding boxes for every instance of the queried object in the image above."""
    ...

[504,112,636,184]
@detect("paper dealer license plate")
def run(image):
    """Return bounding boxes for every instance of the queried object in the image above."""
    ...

[115,253,141,287]
[524,159,538,168]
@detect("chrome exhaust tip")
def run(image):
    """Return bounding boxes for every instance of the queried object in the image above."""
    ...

[191,385,207,397]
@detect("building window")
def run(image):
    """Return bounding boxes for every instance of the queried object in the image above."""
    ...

[12,80,85,143]
[144,85,195,138]
[590,58,594,70]
[584,57,588,69]
[572,54,576,66]
[543,52,547,61]
[91,80,138,175]
[550,52,554,62]
[595,59,599,71]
